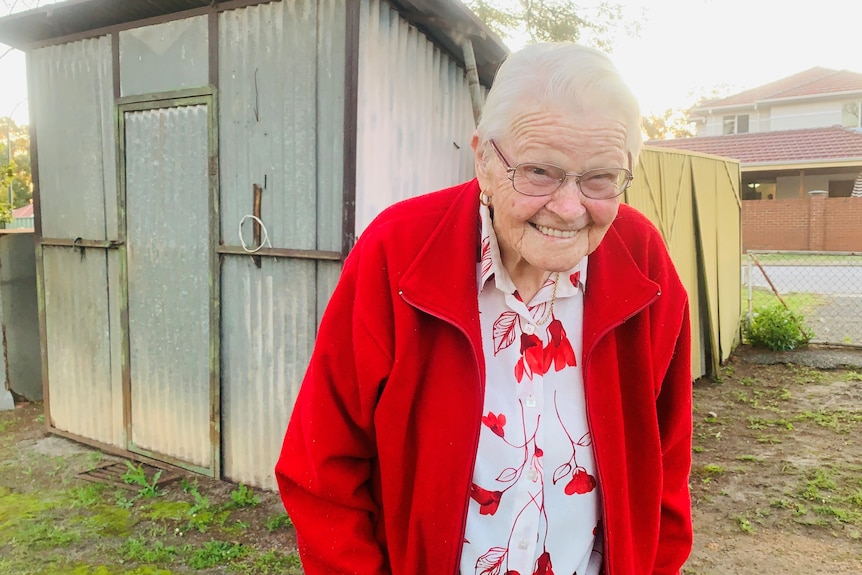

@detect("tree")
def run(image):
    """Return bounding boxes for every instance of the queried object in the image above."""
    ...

[0,116,31,218]
[642,107,697,141]
[467,0,632,51]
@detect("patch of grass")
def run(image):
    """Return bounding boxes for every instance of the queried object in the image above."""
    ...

[78,504,135,537]
[187,540,248,569]
[756,435,782,444]
[792,366,825,384]
[264,513,293,532]
[800,468,837,500]
[794,410,862,433]
[692,446,705,454]
[748,416,793,431]
[119,537,181,564]
[235,550,303,575]
[143,500,192,522]
[812,505,862,524]
[68,483,107,508]
[736,455,763,462]
[10,519,81,549]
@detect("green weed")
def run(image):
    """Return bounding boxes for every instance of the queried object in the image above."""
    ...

[119,537,180,563]
[121,461,163,498]
[800,468,837,500]
[227,483,261,509]
[265,513,294,532]
[188,540,248,569]
[236,550,303,575]
[745,303,813,351]
[735,515,755,534]
[736,455,763,462]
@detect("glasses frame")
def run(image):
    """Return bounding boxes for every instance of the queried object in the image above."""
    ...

[489,139,634,199]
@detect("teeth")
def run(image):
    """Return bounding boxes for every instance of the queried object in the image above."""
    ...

[535,224,576,238]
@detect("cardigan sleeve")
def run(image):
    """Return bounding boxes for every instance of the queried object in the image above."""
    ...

[274,238,394,575]
[652,299,694,575]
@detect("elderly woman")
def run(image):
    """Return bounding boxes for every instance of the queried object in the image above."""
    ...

[275,43,692,575]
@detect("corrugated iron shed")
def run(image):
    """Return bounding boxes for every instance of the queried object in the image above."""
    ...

[0,0,506,84]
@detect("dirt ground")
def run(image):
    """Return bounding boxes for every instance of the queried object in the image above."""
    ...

[684,345,862,575]
[2,344,861,574]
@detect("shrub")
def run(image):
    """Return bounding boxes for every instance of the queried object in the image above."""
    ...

[745,304,813,351]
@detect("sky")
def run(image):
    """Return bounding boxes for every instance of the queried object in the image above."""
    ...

[1,0,862,124]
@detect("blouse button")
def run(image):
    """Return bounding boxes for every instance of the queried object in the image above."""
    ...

[518,539,529,550]
[528,469,538,481]
[523,323,536,335]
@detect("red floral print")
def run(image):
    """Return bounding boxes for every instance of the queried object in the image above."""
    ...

[569,271,581,288]
[515,333,546,382]
[471,483,504,515]
[564,468,597,495]
[481,236,493,278]
[476,546,507,575]
[533,551,553,575]
[544,319,576,371]
[482,412,507,438]
[493,311,520,355]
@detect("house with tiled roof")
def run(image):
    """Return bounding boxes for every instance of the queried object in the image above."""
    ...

[649,67,862,251]
[651,67,862,201]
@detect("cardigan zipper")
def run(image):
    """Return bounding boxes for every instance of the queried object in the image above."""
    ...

[397,290,484,575]
[582,289,661,575]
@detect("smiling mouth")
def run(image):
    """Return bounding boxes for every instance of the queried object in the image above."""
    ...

[533,223,577,239]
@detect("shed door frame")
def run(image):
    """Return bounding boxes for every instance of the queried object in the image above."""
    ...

[116,87,221,477]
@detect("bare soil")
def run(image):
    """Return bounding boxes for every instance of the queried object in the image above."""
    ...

[684,345,862,575]
[2,344,861,574]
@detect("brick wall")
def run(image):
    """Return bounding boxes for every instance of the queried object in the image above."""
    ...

[825,198,862,252]
[742,196,862,252]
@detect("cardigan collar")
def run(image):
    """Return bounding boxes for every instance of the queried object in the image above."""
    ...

[398,179,660,361]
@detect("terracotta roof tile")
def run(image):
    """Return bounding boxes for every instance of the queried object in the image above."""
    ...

[696,67,862,109]
[647,126,862,165]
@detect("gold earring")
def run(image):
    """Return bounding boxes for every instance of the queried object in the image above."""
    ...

[479,192,492,206]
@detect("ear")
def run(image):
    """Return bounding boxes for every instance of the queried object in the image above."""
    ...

[471,131,492,190]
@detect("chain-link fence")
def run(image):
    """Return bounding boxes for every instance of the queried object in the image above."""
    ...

[743,250,862,347]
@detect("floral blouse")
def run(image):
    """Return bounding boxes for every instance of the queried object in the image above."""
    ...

[460,204,602,575]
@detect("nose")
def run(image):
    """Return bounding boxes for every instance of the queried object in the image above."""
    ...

[545,178,588,220]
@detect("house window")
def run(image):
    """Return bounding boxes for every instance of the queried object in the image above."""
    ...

[828,179,853,197]
[842,102,861,128]
[723,114,750,135]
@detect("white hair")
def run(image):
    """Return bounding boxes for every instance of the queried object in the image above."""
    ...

[476,43,643,165]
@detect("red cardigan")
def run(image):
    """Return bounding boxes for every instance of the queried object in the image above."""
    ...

[275,179,693,575]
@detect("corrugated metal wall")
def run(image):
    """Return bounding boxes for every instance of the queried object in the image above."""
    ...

[125,105,213,469]
[31,37,117,241]
[30,36,124,446]
[355,0,477,236]
[629,147,741,379]
[218,0,346,489]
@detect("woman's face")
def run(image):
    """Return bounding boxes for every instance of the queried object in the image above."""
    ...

[473,109,629,286]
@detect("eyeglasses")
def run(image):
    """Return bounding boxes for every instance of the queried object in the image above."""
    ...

[489,139,633,200]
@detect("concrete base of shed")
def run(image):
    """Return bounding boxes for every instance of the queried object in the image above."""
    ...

[0,388,13,411]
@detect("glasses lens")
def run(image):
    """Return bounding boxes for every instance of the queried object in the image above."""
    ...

[579,169,630,198]
[513,163,566,195]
